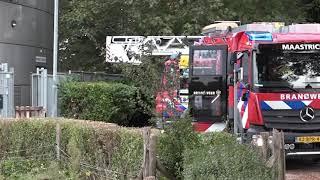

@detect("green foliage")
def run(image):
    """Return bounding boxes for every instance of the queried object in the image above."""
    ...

[59,120,143,179]
[302,0,320,22]
[0,120,58,178]
[223,0,305,23]
[0,119,272,179]
[59,82,151,126]
[66,134,81,179]
[0,119,143,179]
[0,120,56,159]
[157,118,272,180]
[59,0,230,71]
[183,132,273,180]
[157,118,199,179]
[118,56,163,112]
[1,161,69,180]
[110,129,144,180]
[59,0,310,73]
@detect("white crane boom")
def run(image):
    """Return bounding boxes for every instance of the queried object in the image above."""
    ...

[106,36,203,64]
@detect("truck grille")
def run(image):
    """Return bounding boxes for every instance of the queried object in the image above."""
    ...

[262,110,320,131]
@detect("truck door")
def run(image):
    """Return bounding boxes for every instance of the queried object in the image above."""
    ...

[189,45,228,122]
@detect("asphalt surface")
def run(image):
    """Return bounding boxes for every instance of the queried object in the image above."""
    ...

[286,156,320,180]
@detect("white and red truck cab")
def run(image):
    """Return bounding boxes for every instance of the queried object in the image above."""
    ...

[189,23,320,155]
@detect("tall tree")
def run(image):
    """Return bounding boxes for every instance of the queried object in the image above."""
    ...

[59,0,307,72]
[59,0,234,71]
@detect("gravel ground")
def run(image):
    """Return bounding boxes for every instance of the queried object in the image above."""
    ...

[286,157,320,180]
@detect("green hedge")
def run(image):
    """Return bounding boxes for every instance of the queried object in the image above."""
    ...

[0,118,273,179]
[183,133,273,180]
[59,82,150,126]
[157,119,273,180]
[0,119,143,179]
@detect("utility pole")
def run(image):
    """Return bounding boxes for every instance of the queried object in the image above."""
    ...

[52,0,59,117]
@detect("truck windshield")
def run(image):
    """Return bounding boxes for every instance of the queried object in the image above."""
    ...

[254,44,320,89]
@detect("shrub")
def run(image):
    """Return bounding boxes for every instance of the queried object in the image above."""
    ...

[0,119,143,179]
[157,118,199,179]
[183,132,273,180]
[157,118,272,180]
[59,82,151,126]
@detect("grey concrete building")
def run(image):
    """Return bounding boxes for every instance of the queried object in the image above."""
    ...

[0,0,53,106]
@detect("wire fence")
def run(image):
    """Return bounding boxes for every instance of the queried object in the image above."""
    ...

[0,143,134,180]
[57,146,132,179]
[0,144,55,156]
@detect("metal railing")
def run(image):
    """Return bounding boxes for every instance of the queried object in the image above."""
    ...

[0,63,14,118]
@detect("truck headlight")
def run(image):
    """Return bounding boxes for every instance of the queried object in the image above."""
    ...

[284,143,295,150]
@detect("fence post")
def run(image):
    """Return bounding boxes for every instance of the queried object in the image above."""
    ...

[137,127,158,180]
[149,134,157,177]
[56,123,61,160]
[260,132,269,162]
[273,129,279,179]
[273,129,285,180]
[279,131,285,180]
[138,128,175,180]
[142,127,151,178]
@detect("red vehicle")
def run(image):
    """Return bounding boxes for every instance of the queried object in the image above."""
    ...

[189,22,320,155]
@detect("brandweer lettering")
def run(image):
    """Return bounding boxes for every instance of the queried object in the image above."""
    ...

[282,44,320,51]
[280,94,320,100]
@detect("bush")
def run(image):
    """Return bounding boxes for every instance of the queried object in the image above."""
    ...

[157,119,272,180]
[157,118,199,179]
[183,132,273,180]
[59,82,151,126]
[0,119,143,179]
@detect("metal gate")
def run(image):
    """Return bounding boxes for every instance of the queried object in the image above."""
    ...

[0,63,14,118]
[31,68,64,117]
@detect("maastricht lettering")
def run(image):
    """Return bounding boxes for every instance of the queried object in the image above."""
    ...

[282,44,320,51]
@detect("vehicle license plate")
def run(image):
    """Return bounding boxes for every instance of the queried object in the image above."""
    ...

[295,136,320,143]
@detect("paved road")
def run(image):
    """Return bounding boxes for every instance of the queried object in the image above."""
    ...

[286,157,320,180]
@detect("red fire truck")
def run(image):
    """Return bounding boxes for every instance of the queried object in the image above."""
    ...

[190,22,320,155]
[106,23,320,154]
